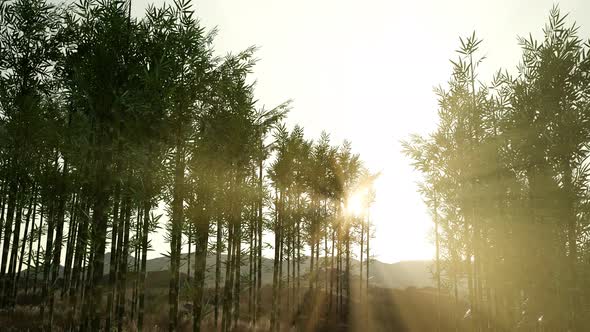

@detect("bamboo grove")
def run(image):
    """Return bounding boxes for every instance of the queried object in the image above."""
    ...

[0,0,377,331]
[404,7,590,332]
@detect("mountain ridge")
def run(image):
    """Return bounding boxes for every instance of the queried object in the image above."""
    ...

[100,252,435,290]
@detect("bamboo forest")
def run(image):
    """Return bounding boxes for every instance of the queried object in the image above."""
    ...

[1,0,590,331]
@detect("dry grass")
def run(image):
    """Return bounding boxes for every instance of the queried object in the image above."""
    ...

[0,285,468,331]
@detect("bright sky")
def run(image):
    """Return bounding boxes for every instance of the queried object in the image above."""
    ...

[132,0,590,263]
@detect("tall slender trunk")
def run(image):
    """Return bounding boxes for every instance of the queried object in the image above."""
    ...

[248,208,254,325]
[7,186,24,308]
[563,159,578,330]
[192,199,210,332]
[137,199,150,331]
[70,194,88,327]
[309,232,314,290]
[0,179,7,254]
[337,223,342,314]
[113,189,126,320]
[434,193,441,332]
[359,213,364,300]
[286,217,291,316]
[187,224,192,281]
[169,138,185,332]
[81,230,95,330]
[48,162,67,324]
[222,212,234,332]
[330,228,335,310]
[24,195,39,294]
[365,207,370,315]
[277,201,284,327]
[131,209,141,319]
[345,224,350,320]
[322,223,329,292]
[324,222,328,292]
[16,188,37,298]
[214,216,222,327]
[251,204,257,327]
[89,154,111,330]
[106,183,122,330]
[62,192,78,297]
[232,208,242,329]
[291,216,296,318]
[79,113,113,330]
[256,158,263,325]
[117,193,131,332]
[0,177,18,308]
[33,202,44,295]
[296,202,300,308]
[270,188,281,332]
[41,184,55,323]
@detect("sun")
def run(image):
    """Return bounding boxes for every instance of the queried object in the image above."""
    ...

[346,189,366,217]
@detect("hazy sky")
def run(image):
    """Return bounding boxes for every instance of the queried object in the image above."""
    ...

[132,0,590,263]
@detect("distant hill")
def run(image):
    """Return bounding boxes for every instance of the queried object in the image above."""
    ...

[23,253,434,290]
[101,252,435,290]
[366,260,434,289]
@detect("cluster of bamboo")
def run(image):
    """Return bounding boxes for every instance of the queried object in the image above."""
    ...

[404,6,590,332]
[0,0,376,331]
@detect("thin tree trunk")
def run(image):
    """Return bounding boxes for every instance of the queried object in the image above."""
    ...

[117,194,131,332]
[359,214,364,301]
[345,226,350,319]
[187,224,192,282]
[106,183,122,330]
[24,195,39,294]
[48,160,68,321]
[214,215,222,328]
[137,199,150,331]
[0,177,18,308]
[233,210,242,330]
[15,188,36,299]
[330,228,335,310]
[256,159,263,326]
[131,205,141,320]
[222,215,234,332]
[0,179,7,254]
[169,139,185,332]
[62,192,78,297]
[287,218,291,316]
[7,187,24,308]
[248,209,253,325]
[70,194,88,327]
[251,205,257,327]
[270,189,280,332]
[33,202,44,295]
[89,155,111,331]
[192,199,210,332]
[366,207,370,321]
[41,184,55,323]
[434,193,441,332]
[277,200,284,328]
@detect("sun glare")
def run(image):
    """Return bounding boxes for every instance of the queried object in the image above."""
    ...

[346,190,366,217]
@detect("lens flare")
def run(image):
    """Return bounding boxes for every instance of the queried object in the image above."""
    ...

[346,189,366,217]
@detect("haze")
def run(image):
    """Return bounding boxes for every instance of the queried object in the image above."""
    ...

[133,0,590,263]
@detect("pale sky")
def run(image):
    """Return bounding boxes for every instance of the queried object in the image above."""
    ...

[131,0,590,263]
